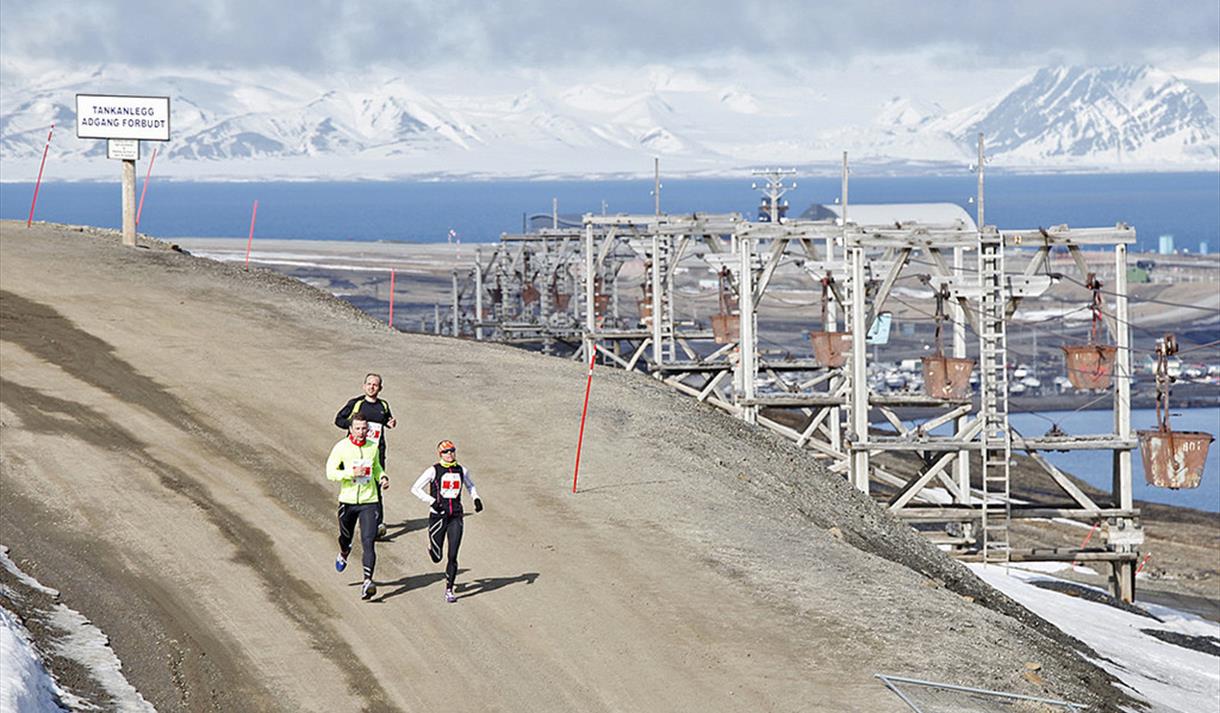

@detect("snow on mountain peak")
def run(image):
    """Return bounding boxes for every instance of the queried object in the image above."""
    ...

[0,62,1214,179]
[719,89,761,115]
[875,96,944,128]
[956,64,1217,165]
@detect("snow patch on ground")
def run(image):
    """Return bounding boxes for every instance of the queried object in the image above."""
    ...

[0,546,157,712]
[969,563,1220,713]
[0,546,60,597]
[0,606,70,713]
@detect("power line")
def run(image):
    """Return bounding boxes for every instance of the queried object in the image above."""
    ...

[1054,271,1218,314]
[897,255,1216,342]
[902,254,1217,313]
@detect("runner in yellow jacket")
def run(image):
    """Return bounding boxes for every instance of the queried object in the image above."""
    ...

[326,415,389,600]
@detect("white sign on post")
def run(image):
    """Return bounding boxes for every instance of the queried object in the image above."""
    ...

[76,94,170,141]
[107,139,140,161]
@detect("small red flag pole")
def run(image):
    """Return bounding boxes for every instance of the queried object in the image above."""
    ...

[1072,521,1101,566]
[136,146,158,228]
[389,269,396,328]
[244,200,258,270]
[27,123,55,228]
[572,344,597,494]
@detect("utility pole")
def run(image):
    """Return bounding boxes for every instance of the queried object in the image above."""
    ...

[977,133,985,229]
[451,269,460,337]
[653,158,662,216]
[474,249,484,341]
[751,168,797,223]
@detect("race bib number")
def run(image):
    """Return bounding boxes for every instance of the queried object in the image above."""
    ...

[352,458,373,485]
[366,422,383,444]
[440,473,462,499]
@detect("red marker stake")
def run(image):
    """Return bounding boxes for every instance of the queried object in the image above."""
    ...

[136,146,158,228]
[1073,521,1100,566]
[1136,552,1152,575]
[388,269,396,328]
[571,345,597,494]
[1078,521,1099,549]
[245,200,258,270]
[27,124,55,228]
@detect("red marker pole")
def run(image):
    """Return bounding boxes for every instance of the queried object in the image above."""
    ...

[135,146,158,228]
[1136,552,1152,575]
[1073,521,1100,566]
[571,344,597,494]
[244,199,258,270]
[388,269,396,328]
[1078,521,1099,549]
[27,124,55,228]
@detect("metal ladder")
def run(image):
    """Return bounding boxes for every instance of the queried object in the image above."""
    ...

[650,234,676,362]
[977,232,1012,565]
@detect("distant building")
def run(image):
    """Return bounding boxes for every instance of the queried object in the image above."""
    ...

[1201,241,1210,255]
[1158,234,1175,255]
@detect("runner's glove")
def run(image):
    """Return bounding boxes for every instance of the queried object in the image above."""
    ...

[474,498,484,513]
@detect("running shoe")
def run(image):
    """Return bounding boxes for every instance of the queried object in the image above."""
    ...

[335,552,348,572]
[377,523,388,539]
[362,579,377,600]
[444,587,457,604]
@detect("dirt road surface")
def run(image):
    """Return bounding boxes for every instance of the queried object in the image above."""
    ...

[1,221,1138,712]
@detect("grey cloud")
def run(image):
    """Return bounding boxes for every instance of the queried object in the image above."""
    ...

[2,0,1216,71]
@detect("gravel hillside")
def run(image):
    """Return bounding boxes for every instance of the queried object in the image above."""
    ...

[0,220,1138,712]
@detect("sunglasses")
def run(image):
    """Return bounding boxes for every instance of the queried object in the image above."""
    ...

[440,448,456,454]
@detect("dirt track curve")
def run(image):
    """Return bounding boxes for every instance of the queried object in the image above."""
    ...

[0,221,1138,712]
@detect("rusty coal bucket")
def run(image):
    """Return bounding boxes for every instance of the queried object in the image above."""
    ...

[711,313,740,344]
[594,294,610,313]
[922,356,976,399]
[1137,429,1214,489]
[1061,344,1118,390]
[809,331,850,368]
[522,285,540,306]
[637,298,653,323]
[551,292,571,310]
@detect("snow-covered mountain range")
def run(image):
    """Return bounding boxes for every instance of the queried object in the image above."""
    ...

[1,64,1215,180]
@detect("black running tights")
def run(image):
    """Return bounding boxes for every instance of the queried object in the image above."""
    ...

[338,502,378,579]
[428,514,463,587]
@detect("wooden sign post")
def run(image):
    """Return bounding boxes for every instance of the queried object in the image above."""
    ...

[76,94,170,246]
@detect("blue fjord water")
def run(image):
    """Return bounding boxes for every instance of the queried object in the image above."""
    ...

[1007,408,1219,512]
[3,172,1218,252]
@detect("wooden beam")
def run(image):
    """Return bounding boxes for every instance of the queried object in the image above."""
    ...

[888,452,958,509]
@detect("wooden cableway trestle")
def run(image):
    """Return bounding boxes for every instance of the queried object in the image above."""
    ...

[446,152,1147,602]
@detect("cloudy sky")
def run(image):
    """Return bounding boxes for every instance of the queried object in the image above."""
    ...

[1,1,1217,122]
[3,1,1216,74]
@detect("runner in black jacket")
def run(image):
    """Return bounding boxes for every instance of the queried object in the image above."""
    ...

[335,373,396,537]
[411,439,483,603]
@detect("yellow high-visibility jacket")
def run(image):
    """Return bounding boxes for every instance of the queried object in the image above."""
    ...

[326,436,384,504]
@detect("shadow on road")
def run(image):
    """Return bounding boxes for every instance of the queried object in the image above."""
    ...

[456,572,540,600]
[367,569,465,602]
[365,571,541,603]
[378,516,429,542]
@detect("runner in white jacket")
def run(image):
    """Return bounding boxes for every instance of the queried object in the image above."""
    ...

[411,439,482,603]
